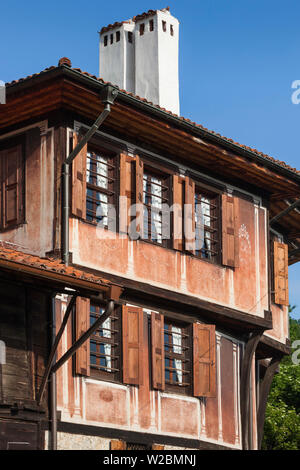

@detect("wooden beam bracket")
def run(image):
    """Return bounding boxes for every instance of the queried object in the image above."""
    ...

[240,330,263,450]
[257,357,281,449]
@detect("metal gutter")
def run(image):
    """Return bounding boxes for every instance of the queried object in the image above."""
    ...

[61,83,118,265]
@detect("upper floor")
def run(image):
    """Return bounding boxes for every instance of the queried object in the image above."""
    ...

[0,61,299,348]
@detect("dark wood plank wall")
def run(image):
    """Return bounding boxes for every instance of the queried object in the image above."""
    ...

[0,280,49,407]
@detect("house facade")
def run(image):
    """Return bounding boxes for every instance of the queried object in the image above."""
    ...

[0,8,299,451]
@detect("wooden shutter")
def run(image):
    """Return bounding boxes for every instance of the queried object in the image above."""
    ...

[72,133,87,219]
[274,241,289,306]
[172,174,183,250]
[193,323,216,397]
[135,155,144,238]
[151,312,165,390]
[222,194,239,267]
[75,296,90,376]
[119,153,133,234]
[122,305,144,385]
[110,439,126,450]
[1,145,23,229]
[184,177,195,253]
[152,444,165,450]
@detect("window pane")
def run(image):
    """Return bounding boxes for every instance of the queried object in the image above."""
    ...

[89,305,119,378]
[164,321,188,389]
[195,190,218,261]
[143,172,166,244]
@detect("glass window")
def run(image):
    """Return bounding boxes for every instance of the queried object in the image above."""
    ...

[164,320,191,393]
[195,188,220,263]
[90,304,121,382]
[143,171,169,245]
[86,150,115,227]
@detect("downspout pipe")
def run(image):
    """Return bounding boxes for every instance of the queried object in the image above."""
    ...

[61,84,118,265]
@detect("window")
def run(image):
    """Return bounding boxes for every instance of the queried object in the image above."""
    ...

[143,169,169,245]
[128,31,133,43]
[170,24,174,36]
[110,440,155,450]
[86,150,116,227]
[194,187,220,263]
[0,143,24,231]
[116,31,120,42]
[75,299,216,397]
[149,19,154,31]
[126,443,150,450]
[162,20,167,32]
[139,23,145,35]
[90,303,121,381]
[104,35,108,47]
[164,319,191,394]
[151,312,216,397]
[110,34,113,44]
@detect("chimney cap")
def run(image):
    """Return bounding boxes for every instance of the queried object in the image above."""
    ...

[58,57,72,67]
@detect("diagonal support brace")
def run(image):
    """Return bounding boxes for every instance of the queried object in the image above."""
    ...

[257,357,281,449]
[51,299,114,375]
[37,295,77,405]
[240,330,263,450]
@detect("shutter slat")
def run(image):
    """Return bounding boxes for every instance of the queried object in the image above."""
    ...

[193,323,216,397]
[274,241,289,306]
[75,297,90,376]
[222,194,239,267]
[151,312,165,390]
[72,133,87,219]
[122,305,144,385]
[172,174,183,250]
[184,177,195,253]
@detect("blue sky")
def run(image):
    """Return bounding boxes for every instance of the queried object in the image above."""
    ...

[1,0,300,318]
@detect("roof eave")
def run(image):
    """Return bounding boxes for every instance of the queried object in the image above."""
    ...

[5,64,300,186]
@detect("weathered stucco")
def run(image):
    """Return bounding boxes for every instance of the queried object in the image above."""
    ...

[56,297,243,449]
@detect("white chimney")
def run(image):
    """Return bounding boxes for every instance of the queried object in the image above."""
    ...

[99,8,180,115]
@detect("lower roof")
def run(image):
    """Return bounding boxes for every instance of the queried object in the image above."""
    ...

[0,243,117,296]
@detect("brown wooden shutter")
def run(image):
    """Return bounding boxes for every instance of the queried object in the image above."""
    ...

[75,296,90,376]
[151,312,165,390]
[222,194,239,267]
[184,177,195,253]
[152,444,165,450]
[172,174,183,250]
[110,439,126,450]
[135,155,144,238]
[119,153,133,234]
[122,305,144,385]
[1,145,23,229]
[72,133,87,219]
[274,241,289,306]
[193,323,216,397]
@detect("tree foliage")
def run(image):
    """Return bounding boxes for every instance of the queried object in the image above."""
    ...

[262,308,300,450]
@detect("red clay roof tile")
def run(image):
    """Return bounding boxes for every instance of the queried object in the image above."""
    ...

[0,243,112,287]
